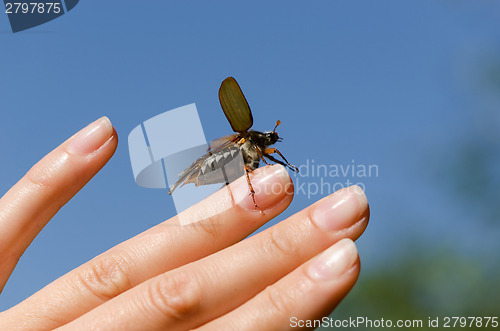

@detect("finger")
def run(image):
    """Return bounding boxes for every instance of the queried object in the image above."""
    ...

[1,165,294,330]
[54,186,367,330]
[196,239,360,331]
[0,117,117,292]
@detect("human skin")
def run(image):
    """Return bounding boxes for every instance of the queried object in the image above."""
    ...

[0,117,369,330]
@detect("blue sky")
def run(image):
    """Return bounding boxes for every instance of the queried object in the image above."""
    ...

[1,2,499,310]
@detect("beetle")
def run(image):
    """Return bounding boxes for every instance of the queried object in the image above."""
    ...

[168,77,298,209]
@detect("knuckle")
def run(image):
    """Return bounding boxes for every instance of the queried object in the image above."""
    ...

[265,285,294,316]
[194,218,221,240]
[262,226,301,259]
[77,254,132,302]
[145,273,202,321]
[25,165,55,192]
[265,277,314,317]
[24,153,70,193]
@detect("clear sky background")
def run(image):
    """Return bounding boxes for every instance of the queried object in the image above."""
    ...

[1,1,499,319]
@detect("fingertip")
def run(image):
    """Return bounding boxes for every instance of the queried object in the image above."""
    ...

[234,165,294,212]
[66,117,116,156]
[176,165,294,226]
[307,239,359,281]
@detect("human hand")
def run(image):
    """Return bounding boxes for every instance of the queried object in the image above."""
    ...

[0,117,369,330]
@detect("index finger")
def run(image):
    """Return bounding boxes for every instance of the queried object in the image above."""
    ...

[0,117,117,292]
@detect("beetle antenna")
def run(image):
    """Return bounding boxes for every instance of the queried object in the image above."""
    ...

[272,120,281,133]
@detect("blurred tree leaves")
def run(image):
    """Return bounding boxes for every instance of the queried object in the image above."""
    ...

[324,248,500,330]
[441,138,500,224]
[318,55,500,330]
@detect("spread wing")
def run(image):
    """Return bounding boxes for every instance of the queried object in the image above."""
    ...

[168,136,242,195]
[219,77,253,133]
[169,76,253,195]
[167,158,203,195]
[207,133,239,151]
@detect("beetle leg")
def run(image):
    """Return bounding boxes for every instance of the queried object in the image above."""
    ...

[262,154,288,168]
[244,165,263,213]
[255,146,270,165]
[263,148,299,172]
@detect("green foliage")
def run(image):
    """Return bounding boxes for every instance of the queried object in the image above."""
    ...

[321,249,500,330]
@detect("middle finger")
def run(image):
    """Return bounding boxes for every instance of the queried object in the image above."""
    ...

[2,165,293,330]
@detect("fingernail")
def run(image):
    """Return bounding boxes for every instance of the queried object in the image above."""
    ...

[67,117,114,155]
[233,165,292,211]
[307,238,358,280]
[312,185,367,231]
